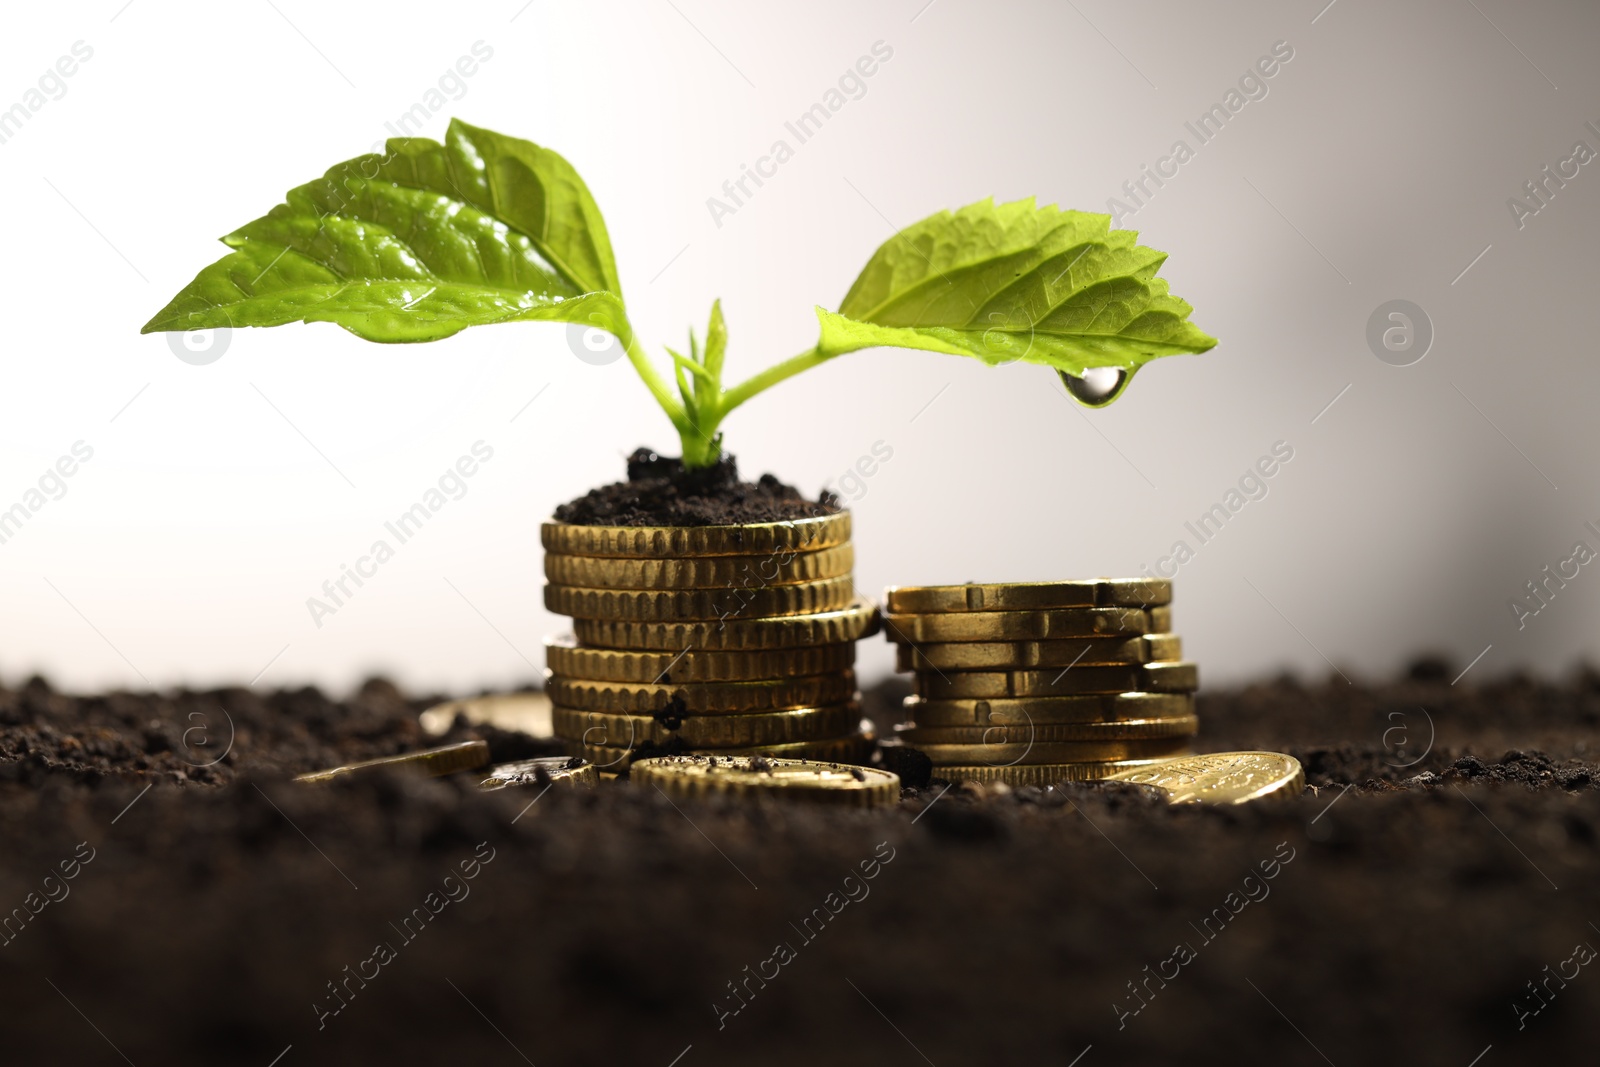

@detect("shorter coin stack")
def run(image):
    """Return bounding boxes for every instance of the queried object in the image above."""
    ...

[541,514,880,770]
[882,578,1199,785]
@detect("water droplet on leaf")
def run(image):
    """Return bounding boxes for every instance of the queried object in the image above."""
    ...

[1059,366,1130,407]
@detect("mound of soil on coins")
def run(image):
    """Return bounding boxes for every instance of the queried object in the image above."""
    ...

[3,661,1598,1062]
[552,449,840,526]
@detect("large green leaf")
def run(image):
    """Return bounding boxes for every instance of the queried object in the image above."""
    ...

[142,118,623,342]
[818,198,1216,386]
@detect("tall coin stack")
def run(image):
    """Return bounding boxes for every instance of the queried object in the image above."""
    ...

[882,579,1199,785]
[541,514,881,770]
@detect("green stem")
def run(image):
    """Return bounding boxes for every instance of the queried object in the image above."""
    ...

[619,321,836,468]
[719,345,832,414]
[679,425,719,468]
[617,319,686,428]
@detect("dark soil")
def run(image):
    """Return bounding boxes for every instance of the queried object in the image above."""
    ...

[3,660,1598,1063]
[552,449,839,526]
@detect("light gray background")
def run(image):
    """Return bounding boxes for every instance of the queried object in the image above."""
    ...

[0,0,1595,694]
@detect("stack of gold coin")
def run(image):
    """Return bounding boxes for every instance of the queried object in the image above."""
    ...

[881,579,1200,785]
[541,514,880,771]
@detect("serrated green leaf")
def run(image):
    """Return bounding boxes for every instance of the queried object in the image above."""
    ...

[142,118,623,343]
[819,198,1216,381]
[447,119,621,297]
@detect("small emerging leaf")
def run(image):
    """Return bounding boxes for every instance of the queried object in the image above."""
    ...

[142,118,623,343]
[703,299,728,383]
[818,198,1216,395]
[667,347,715,389]
[672,354,698,424]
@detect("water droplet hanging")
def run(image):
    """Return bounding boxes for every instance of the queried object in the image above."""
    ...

[1059,366,1130,407]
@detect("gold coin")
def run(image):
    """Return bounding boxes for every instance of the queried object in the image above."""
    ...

[540,513,850,558]
[418,692,550,738]
[545,635,856,683]
[552,703,861,748]
[914,662,1199,700]
[885,578,1171,613]
[895,634,1182,672]
[545,576,856,621]
[922,758,1180,785]
[1103,751,1305,804]
[894,715,1198,746]
[745,733,876,764]
[563,732,874,769]
[294,741,490,783]
[544,544,855,589]
[632,755,900,808]
[546,671,857,714]
[573,597,881,651]
[903,692,1195,727]
[884,606,1157,644]
[479,757,599,790]
[895,737,1192,764]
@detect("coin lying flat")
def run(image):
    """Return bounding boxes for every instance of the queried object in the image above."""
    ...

[564,732,875,769]
[552,704,861,748]
[479,757,599,790]
[895,634,1182,672]
[545,576,856,621]
[294,741,491,783]
[894,715,1198,746]
[632,754,900,808]
[541,513,850,558]
[914,662,1199,700]
[418,693,551,738]
[884,606,1156,644]
[1103,751,1305,804]
[573,597,881,651]
[903,692,1195,727]
[885,578,1172,614]
[545,635,856,683]
[920,758,1180,785]
[545,544,855,590]
[895,737,1192,764]
[545,672,856,714]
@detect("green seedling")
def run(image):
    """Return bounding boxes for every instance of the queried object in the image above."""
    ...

[144,119,1215,468]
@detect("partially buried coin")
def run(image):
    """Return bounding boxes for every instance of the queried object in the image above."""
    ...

[632,754,899,808]
[1102,750,1305,804]
[920,758,1177,785]
[294,741,490,783]
[479,756,598,790]
[564,732,875,770]
[418,693,552,738]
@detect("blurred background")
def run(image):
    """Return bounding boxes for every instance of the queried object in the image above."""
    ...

[0,0,1595,695]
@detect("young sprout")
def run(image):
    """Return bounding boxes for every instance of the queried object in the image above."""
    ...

[144,119,1215,468]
